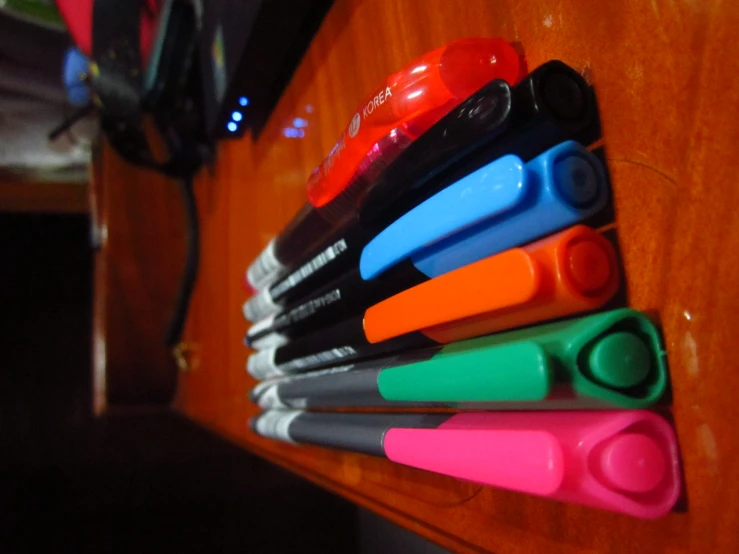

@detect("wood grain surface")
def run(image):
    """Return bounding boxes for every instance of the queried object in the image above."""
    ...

[174,1,739,551]
[0,181,89,214]
[93,142,184,411]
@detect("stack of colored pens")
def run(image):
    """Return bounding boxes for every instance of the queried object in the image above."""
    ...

[243,38,681,519]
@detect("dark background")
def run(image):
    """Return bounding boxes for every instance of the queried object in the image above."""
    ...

[0,213,447,554]
[0,213,356,554]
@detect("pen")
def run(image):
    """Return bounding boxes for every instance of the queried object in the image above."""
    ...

[250,409,681,519]
[247,225,620,378]
[245,59,597,321]
[246,37,524,290]
[246,140,608,345]
[249,309,667,410]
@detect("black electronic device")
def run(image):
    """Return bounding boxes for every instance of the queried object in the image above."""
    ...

[198,0,333,139]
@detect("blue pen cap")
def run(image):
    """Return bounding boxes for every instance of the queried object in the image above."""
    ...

[360,140,608,280]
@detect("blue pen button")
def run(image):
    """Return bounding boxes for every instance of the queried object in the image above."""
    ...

[554,152,598,207]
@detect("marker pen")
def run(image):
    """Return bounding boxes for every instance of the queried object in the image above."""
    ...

[247,225,620,378]
[249,309,667,410]
[250,409,681,519]
[244,60,597,321]
[246,140,608,345]
[246,37,524,290]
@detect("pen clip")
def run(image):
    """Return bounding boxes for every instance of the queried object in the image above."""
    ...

[384,428,565,496]
[360,154,528,280]
[364,248,541,343]
[378,341,553,403]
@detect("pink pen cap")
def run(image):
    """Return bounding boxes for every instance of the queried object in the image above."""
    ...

[383,410,681,519]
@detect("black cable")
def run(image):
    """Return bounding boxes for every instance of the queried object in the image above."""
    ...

[164,174,199,348]
[48,103,95,141]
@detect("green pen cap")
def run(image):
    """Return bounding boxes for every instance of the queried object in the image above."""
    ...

[377,308,667,409]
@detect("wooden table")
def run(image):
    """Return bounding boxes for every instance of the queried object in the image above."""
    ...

[174,1,739,551]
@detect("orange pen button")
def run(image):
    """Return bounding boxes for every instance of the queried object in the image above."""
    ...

[363,225,619,345]
[566,239,612,294]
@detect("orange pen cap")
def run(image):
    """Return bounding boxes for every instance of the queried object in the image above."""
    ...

[363,225,620,344]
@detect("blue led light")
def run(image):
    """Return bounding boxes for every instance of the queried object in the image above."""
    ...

[292,117,308,128]
[232,111,243,122]
[283,127,305,138]
[238,96,249,106]
[227,122,238,133]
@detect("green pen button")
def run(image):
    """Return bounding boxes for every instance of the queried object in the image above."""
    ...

[587,331,651,389]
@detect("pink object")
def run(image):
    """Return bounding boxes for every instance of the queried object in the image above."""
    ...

[597,433,666,494]
[384,429,564,496]
[383,410,681,519]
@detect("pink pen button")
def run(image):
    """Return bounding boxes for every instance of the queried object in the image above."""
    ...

[597,433,667,494]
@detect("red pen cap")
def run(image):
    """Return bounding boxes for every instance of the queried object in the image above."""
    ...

[363,225,620,344]
[306,38,524,208]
